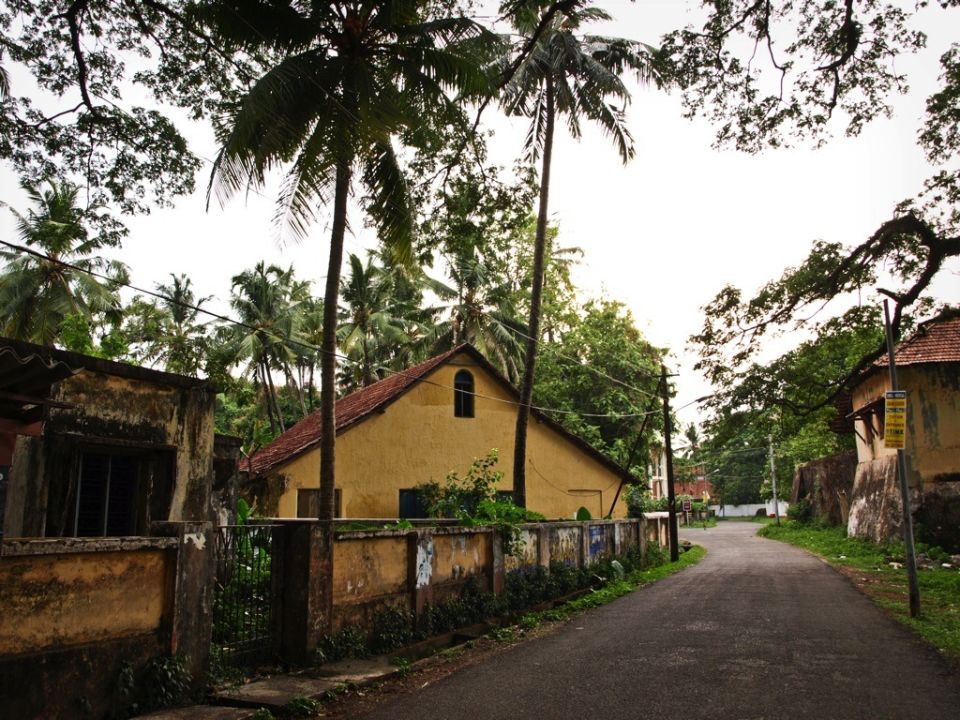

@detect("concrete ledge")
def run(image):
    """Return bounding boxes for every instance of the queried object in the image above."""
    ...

[0,536,178,557]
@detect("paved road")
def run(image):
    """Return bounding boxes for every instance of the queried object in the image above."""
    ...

[355,522,960,720]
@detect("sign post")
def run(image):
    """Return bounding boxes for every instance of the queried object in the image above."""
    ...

[883,300,920,617]
[884,390,907,450]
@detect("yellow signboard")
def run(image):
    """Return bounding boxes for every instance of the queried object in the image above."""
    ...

[884,390,907,450]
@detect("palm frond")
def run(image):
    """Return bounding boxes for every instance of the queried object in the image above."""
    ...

[361,141,414,265]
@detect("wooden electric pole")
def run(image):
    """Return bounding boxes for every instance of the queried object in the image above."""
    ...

[883,300,921,618]
[661,365,679,562]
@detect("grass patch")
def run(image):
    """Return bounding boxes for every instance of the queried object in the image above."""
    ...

[759,522,960,663]
[500,545,706,635]
[681,516,718,529]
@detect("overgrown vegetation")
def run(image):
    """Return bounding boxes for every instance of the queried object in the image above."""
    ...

[116,655,193,718]
[316,540,674,663]
[759,522,960,663]
[415,450,545,555]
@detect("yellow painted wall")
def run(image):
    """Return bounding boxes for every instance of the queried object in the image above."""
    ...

[51,371,216,523]
[852,365,960,486]
[0,549,171,655]
[272,352,629,519]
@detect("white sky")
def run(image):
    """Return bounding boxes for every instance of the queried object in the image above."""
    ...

[1,0,958,425]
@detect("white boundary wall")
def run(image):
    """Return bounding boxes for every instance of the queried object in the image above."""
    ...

[710,501,790,518]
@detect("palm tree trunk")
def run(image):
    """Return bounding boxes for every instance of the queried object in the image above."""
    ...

[513,77,555,510]
[264,361,286,433]
[320,158,352,521]
[258,364,278,436]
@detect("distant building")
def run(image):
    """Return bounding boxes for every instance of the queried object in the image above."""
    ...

[242,344,638,520]
[647,448,713,502]
[842,315,960,550]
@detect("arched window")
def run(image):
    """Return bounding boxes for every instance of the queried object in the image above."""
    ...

[454,370,475,418]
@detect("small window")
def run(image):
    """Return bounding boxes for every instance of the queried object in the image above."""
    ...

[74,452,140,537]
[297,488,342,518]
[454,370,475,418]
[399,489,429,519]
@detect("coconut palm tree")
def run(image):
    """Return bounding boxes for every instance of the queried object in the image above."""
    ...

[502,0,658,507]
[0,178,128,345]
[227,262,305,435]
[206,0,494,520]
[338,253,423,390]
[127,274,211,376]
[427,243,526,383]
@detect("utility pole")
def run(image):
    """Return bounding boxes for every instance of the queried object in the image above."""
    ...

[883,300,921,617]
[661,365,679,562]
[768,435,780,526]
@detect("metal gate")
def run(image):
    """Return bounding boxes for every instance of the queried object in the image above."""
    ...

[212,524,278,667]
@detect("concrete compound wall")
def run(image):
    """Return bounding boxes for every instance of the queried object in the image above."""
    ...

[709,502,791,518]
[329,518,653,633]
[0,523,213,720]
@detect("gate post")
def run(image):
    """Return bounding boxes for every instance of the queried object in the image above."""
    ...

[151,521,214,685]
[274,520,333,665]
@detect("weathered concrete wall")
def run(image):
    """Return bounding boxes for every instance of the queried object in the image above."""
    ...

[792,451,857,525]
[328,519,650,633]
[5,370,217,538]
[849,364,960,549]
[847,455,910,545]
[0,545,173,654]
[0,535,183,720]
[263,351,630,520]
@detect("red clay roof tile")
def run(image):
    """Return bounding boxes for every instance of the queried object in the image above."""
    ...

[877,315,960,367]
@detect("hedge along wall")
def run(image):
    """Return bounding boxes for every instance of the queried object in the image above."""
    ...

[330,518,652,632]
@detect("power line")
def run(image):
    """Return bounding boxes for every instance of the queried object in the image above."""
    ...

[0,239,661,421]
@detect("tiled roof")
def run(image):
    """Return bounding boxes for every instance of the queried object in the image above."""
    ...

[876,315,960,368]
[245,347,462,475]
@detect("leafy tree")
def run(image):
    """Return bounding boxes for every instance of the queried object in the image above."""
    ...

[697,309,882,507]
[666,0,960,406]
[338,253,424,390]
[208,0,494,521]
[225,262,308,436]
[501,0,659,507]
[427,240,527,382]
[533,299,663,475]
[0,1,254,226]
[0,178,128,345]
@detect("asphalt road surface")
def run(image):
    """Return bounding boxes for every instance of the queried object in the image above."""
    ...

[354,522,960,720]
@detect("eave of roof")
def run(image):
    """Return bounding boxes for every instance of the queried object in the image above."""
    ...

[245,344,639,485]
[0,336,212,391]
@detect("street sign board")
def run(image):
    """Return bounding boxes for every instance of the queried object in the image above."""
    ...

[681,499,692,512]
[884,390,907,450]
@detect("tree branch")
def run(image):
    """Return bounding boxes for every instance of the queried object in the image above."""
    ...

[61,0,95,113]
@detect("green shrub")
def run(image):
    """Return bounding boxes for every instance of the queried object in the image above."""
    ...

[787,498,814,524]
[370,605,414,654]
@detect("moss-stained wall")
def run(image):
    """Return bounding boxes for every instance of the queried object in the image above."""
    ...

[0,547,172,655]
[16,370,218,536]
[268,352,629,520]
[849,364,960,548]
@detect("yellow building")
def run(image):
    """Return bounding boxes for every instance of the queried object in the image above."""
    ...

[243,345,637,519]
[845,314,960,549]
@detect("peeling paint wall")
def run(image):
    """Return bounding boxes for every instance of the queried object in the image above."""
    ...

[6,370,216,537]
[0,548,172,655]
[329,519,653,631]
[848,365,960,548]
[264,352,629,520]
[0,535,188,720]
